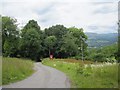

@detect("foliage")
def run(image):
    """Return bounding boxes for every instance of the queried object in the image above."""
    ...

[2,16,88,60]
[20,20,43,61]
[44,36,57,49]
[2,16,19,57]
[20,29,42,60]
[2,57,34,85]
[60,32,78,57]
[2,16,118,63]
[44,36,57,56]
[45,25,68,39]
[22,20,41,34]
[86,44,118,62]
[68,27,88,59]
[43,58,118,88]
[44,25,68,58]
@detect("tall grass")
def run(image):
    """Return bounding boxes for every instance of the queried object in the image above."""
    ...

[2,57,34,85]
[42,58,118,88]
[0,56,2,86]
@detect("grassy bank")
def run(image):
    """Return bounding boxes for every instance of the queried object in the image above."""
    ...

[0,56,2,86]
[2,57,34,85]
[42,58,118,88]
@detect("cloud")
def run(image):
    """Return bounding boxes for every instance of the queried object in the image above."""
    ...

[93,2,117,14]
[2,0,118,33]
[87,25,117,33]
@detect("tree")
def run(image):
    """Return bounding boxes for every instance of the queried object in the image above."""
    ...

[2,16,89,60]
[45,25,68,39]
[2,16,19,57]
[20,29,41,60]
[68,27,87,46]
[68,27,88,59]
[44,36,57,57]
[20,20,43,61]
[60,32,78,58]
[44,25,68,57]
[22,20,41,33]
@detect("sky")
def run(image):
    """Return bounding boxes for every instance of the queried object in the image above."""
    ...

[1,0,119,33]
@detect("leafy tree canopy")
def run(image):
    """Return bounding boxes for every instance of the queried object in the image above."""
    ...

[2,16,19,57]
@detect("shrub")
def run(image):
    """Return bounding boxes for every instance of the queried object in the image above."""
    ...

[75,55,81,60]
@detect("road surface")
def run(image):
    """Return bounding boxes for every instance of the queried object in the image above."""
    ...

[3,63,70,88]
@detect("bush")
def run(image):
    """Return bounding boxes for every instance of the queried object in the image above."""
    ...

[75,55,81,60]
[93,53,107,62]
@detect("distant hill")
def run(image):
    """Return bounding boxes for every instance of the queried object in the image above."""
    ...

[85,32,118,48]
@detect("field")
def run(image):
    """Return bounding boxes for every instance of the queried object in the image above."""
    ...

[42,58,118,88]
[2,57,34,85]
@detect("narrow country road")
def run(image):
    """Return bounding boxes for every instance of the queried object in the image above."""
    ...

[3,63,70,88]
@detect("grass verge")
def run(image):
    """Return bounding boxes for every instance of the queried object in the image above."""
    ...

[2,57,34,85]
[42,58,118,88]
[0,56,1,86]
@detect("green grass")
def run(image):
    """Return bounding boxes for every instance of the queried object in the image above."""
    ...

[2,57,34,85]
[0,56,2,86]
[42,58,118,88]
